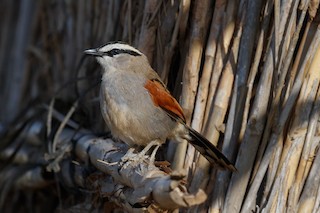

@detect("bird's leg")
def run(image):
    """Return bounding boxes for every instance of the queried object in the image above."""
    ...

[138,140,162,158]
[120,140,162,168]
[148,142,161,164]
[120,147,144,164]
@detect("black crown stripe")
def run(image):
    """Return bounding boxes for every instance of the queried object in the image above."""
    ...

[102,48,141,57]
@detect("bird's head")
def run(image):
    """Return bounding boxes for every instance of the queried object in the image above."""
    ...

[84,42,148,72]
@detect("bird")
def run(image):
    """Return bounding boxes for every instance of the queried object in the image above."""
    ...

[84,42,236,171]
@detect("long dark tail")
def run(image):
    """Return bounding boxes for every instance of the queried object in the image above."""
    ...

[186,126,236,171]
[161,107,236,171]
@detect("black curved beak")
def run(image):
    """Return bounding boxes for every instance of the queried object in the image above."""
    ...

[84,48,103,57]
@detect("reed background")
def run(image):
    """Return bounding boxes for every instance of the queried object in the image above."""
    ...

[0,0,320,212]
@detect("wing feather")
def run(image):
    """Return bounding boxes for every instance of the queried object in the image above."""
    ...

[144,79,186,123]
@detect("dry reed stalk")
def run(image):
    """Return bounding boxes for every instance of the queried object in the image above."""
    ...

[165,0,191,169]
[209,1,263,210]
[288,35,320,209]
[0,0,14,107]
[3,0,320,212]
[224,16,271,213]
[265,53,319,212]
[275,0,299,90]
[264,141,296,213]
[156,0,179,82]
[297,147,320,213]
[263,135,284,208]
[170,0,191,97]
[266,2,314,208]
[239,0,273,144]
[290,86,320,210]
[242,23,320,213]
[202,25,238,147]
[224,27,272,209]
[1,1,37,123]
[137,0,160,63]
[191,0,226,133]
[308,0,320,18]
[223,1,287,211]
[274,0,280,64]
[127,0,132,44]
[203,1,237,128]
[121,0,130,42]
[248,0,299,185]
[172,0,212,171]
[179,0,191,40]
[211,1,268,211]
[185,0,227,176]
[296,90,320,188]
[187,3,229,210]
[202,1,241,155]
[180,0,212,123]
[224,0,263,150]
[259,1,309,204]
[195,0,244,190]
[259,0,299,164]
[285,21,311,103]
[190,6,245,212]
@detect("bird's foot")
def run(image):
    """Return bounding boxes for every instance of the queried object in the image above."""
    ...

[120,147,148,168]
[119,140,162,169]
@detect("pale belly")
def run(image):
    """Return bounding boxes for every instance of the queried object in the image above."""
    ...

[100,74,176,146]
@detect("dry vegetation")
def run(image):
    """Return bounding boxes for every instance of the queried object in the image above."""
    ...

[0,0,320,212]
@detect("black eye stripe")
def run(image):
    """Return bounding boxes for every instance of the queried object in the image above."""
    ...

[102,48,141,57]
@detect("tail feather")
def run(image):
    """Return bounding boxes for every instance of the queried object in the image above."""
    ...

[161,107,236,171]
[186,126,236,171]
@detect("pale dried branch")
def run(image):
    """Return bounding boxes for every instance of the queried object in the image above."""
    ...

[77,137,207,211]
[1,125,208,212]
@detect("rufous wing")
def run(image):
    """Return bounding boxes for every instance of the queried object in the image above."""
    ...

[144,79,186,123]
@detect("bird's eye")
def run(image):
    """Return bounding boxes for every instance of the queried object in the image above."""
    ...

[102,49,121,57]
[102,48,141,57]
[109,49,121,55]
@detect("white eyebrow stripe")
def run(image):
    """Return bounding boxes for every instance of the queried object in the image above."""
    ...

[99,43,143,56]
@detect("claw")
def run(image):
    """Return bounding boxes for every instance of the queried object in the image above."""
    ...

[139,140,162,157]
[119,140,162,169]
[149,144,160,163]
